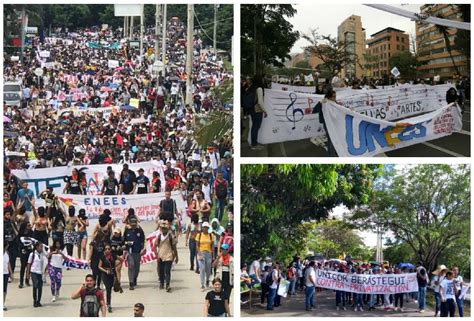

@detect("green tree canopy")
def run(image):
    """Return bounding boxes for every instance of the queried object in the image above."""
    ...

[241,164,381,264]
[241,4,299,76]
[389,51,423,81]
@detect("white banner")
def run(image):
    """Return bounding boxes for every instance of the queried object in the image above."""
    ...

[39,50,50,58]
[250,89,325,145]
[108,59,120,69]
[315,270,419,294]
[271,82,316,94]
[56,191,186,221]
[12,161,166,200]
[323,101,462,157]
[334,84,452,120]
[57,106,120,120]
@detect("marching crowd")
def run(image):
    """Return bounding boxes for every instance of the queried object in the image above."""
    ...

[3,14,233,318]
[242,256,468,317]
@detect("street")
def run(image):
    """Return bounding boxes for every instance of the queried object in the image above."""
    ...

[242,101,470,157]
[4,221,233,317]
[242,288,438,317]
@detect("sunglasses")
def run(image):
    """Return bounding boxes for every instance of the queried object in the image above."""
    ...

[105,248,111,251]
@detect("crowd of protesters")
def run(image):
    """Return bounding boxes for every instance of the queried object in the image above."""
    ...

[3,13,233,317]
[241,255,467,317]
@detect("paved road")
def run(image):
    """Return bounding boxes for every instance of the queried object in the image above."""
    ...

[242,288,436,317]
[241,101,470,157]
[4,222,233,317]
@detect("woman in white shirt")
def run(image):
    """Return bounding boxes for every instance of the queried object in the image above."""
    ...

[47,240,67,302]
[439,271,459,317]
[431,265,448,317]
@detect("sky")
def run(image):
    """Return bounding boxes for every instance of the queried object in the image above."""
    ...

[288,4,421,54]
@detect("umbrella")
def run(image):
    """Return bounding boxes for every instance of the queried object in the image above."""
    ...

[398,263,415,269]
[100,87,113,92]
[3,115,12,123]
[370,261,380,266]
[120,105,137,111]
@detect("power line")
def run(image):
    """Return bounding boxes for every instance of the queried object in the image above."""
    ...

[193,9,230,44]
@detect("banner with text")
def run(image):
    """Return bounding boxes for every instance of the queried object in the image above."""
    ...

[56,191,186,221]
[12,161,166,201]
[315,270,419,294]
[322,101,462,157]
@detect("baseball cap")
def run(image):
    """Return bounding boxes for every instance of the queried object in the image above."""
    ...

[221,243,229,250]
[202,222,210,228]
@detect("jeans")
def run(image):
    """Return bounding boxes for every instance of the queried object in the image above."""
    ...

[189,239,198,270]
[441,298,456,317]
[356,293,363,308]
[418,286,426,310]
[455,296,464,317]
[4,274,9,294]
[289,279,296,295]
[250,112,263,146]
[336,290,346,307]
[305,286,315,310]
[394,293,404,308]
[159,259,173,287]
[101,272,114,306]
[31,272,43,304]
[198,251,212,287]
[215,198,226,222]
[8,245,19,273]
[260,283,269,304]
[267,287,277,310]
[127,252,141,286]
[369,293,376,308]
[434,292,441,315]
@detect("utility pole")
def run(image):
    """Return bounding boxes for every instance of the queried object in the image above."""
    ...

[161,4,167,74]
[155,4,161,61]
[213,4,218,56]
[20,5,26,63]
[130,16,134,40]
[123,16,127,38]
[139,8,144,64]
[185,4,194,106]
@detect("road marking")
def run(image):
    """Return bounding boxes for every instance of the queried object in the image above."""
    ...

[459,130,471,136]
[279,142,288,157]
[421,142,466,157]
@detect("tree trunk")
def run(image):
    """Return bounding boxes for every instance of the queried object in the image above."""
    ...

[443,31,460,75]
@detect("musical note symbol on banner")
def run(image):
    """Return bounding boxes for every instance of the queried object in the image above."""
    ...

[285,92,304,130]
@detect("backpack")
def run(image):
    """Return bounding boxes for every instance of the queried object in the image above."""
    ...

[265,271,274,286]
[222,234,233,252]
[242,89,256,113]
[81,288,100,317]
[215,181,227,199]
[288,267,295,280]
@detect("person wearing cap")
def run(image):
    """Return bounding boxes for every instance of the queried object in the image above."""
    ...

[432,264,448,316]
[154,221,178,292]
[123,217,146,290]
[217,222,233,256]
[213,243,234,298]
[196,221,214,291]
[135,168,150,194]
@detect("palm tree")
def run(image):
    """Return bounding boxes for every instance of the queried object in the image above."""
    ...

[435,20,460,76]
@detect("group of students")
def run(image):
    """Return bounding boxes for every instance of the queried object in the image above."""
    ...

[242,255,467,317]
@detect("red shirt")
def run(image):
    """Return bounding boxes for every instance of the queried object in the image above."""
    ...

[79,287,104,317]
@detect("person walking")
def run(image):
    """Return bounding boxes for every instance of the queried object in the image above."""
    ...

[266,262,280,310]
[98,244,116,313]
[213,243,233,298]
[185,214,200,272]
[26,242,48,307]
[453,266,464,317]
[47,240,66,302]
[248,75,267,150]
[71,274,106,317]
[89,229,107,290]
[18,221,34,288]
[197,222,214,291]
[204,278,231,317]
[432,265,448,317]
[124,217,145,290]
[154,221,179,292]
[4,243,14,311]
[416,263,429,313]
[440,270,459,317]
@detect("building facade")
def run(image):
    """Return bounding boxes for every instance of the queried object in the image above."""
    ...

[416,4,469,80]
[337,15,366,80]
[366,27,410,78]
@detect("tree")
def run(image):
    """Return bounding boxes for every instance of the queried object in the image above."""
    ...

[274,59,312,80]
[348,164,470,274]
[389,51,423,80]
[363,52,380,78]
[241,4,299,76]
[302,30,355,78]
[241,164,381,264]
[453,4,470,70]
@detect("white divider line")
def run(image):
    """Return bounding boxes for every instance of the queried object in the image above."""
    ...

[421,142,466,157]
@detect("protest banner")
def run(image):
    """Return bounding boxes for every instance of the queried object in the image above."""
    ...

[322,101,462,157]
[56,190,186,221]
[271,82,316,94]
[39,50,50,58]
[12,161,166,200]
[277,279,290,298]
[315,269,419,294]
[130,98,140,108]
[123,230,161,266]
[56,106,119,120]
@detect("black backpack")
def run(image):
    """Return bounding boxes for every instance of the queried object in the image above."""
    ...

[265,271,274,286]
[81,288,100,317]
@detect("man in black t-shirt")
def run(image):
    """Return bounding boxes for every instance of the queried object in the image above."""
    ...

[135,169,150,194]
[158,191,177,223]
[119,164,136,195]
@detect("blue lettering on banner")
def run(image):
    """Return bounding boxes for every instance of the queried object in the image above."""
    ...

[345,115,427,155]
[18,176,67,198]
[83,197,128,206]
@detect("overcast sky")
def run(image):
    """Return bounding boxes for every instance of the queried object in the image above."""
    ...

[288,4,421,54]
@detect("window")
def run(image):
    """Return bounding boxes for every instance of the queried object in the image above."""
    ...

[401,37,405,42]
[402,46,405,51]
[397,44,400,50]
[388,53,391,58]
[396,36,400,41]
[388,44,390,50]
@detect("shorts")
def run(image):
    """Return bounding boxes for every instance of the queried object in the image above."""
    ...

[78,230,88,240]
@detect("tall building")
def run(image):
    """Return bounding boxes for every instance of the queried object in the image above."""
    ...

[286,51,324,69]
[366,27,410,78]
[337,15,366,80]
[416,4,469,79]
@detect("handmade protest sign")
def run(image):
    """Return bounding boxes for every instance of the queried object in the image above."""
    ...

[56,191,186,221]
[315,270,419,294]
[322,101,462,157]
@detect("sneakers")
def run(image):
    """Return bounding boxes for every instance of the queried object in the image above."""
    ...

[52,296,56,302]
[3,306,7,311]
[250,144,264,150]
[108,305,112,313]
[359,307,364,311]
[166,286,171,293]
[419,309,425,313]
[129,285,135,291]
[189,267,194,271]
[342,307,347,311]
[206,281,210,288]
[19,284,24,288]
[201,285,205,292]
